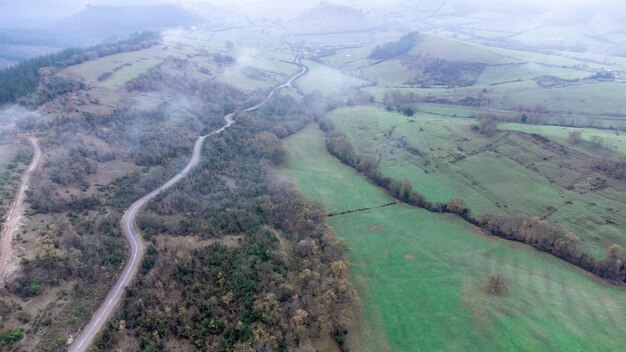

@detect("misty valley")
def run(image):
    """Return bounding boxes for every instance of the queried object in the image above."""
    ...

[0,1,626,351]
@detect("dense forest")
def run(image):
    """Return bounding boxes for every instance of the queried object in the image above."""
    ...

[0,31,160,105]
[1,53,357,350]
[1,63,254,350]
[93,92,356,351]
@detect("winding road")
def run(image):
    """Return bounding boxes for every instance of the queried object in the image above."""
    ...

[68,52,307,352]
[0,137,41,283]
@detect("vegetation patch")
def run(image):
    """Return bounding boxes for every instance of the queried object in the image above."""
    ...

[484,273,509,296]
[368,32,420,61]
[280,125,626,351]
[404,58,487,87]
[326,106,626,258]
[0,31,160,105]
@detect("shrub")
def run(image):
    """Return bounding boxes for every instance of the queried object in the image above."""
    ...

[0,329,24,347]
[485,273,509,296]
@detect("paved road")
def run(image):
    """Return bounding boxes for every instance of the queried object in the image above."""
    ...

[0,137,41,283]
[69,54,307,352]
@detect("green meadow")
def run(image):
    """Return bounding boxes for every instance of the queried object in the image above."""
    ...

[500,123,626,154]
[317,32,626,115]
[325,106,626,257]
[295,60,368,95]
[278,124,626,352]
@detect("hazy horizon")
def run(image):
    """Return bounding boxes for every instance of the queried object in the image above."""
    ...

[2,0,626,25]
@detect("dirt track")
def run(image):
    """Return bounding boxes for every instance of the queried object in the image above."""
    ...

[0,137,41,282]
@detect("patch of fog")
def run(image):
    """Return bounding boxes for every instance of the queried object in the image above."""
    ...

[0,105,44,142]
[161,28,191,46]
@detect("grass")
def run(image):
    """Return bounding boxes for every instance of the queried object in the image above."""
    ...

[492,81,626,116]
[476,62,591,85]
[212,46,301,92]
[216,67,276,91]
[362,80,626,116]
[321,45,376,69]
[62,29,299,105]
[500,123,626,154]
[296,60,368,95]
[64,46,165,86]
[327,32,626,115]
[408,33,521,65]
[100,58,161,90]
[364,91,625,130]
[276,124,391,214]
[279,124,626,352]
[326,105,626,256]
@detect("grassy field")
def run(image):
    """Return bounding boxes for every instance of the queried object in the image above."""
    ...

[296,60,368,95]
[101,58,161,89]
[60,29,300,107]
[500,123,626,154]
[364,94,626,130]
[320,44,376,69]
[64,46,165,86]
[276,124,391,214]
[279,124,626,352]
[326,106,626,256]
[476,62,591,85]
[215,46,298,91]
[323,32,626,115]
[62,44,168,105]
[408,33,521,65]
[361,80,626,115]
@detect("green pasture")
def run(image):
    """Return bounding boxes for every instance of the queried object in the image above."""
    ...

[500,123,626,154]
[279,124,626,352]
[64,46,165,85]
[326,106,626,255]
[409,33,521,65]
[101,58,161,89]
[321,45,376,69]
[476,62,591,86]
[295,60,368,95]
[276,124,391,214]
[324,32,626,115]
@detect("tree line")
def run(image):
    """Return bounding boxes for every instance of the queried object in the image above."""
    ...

[0,31,160,105]
[321,120,626,284]
[368,32,420,61]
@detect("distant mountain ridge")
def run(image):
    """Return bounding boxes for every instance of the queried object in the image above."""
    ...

[55,4,202,44]
[286,1,385,34]
[294,1,368,22]
[0,3,236,67]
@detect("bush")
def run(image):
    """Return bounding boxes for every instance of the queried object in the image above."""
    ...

[0,328,24,347]
[485,273,509,296]
[475,116,498,136]
[567,130,582,144]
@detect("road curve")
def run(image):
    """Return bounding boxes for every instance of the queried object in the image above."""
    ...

[69,54,307,352]
[0,137,41,283]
